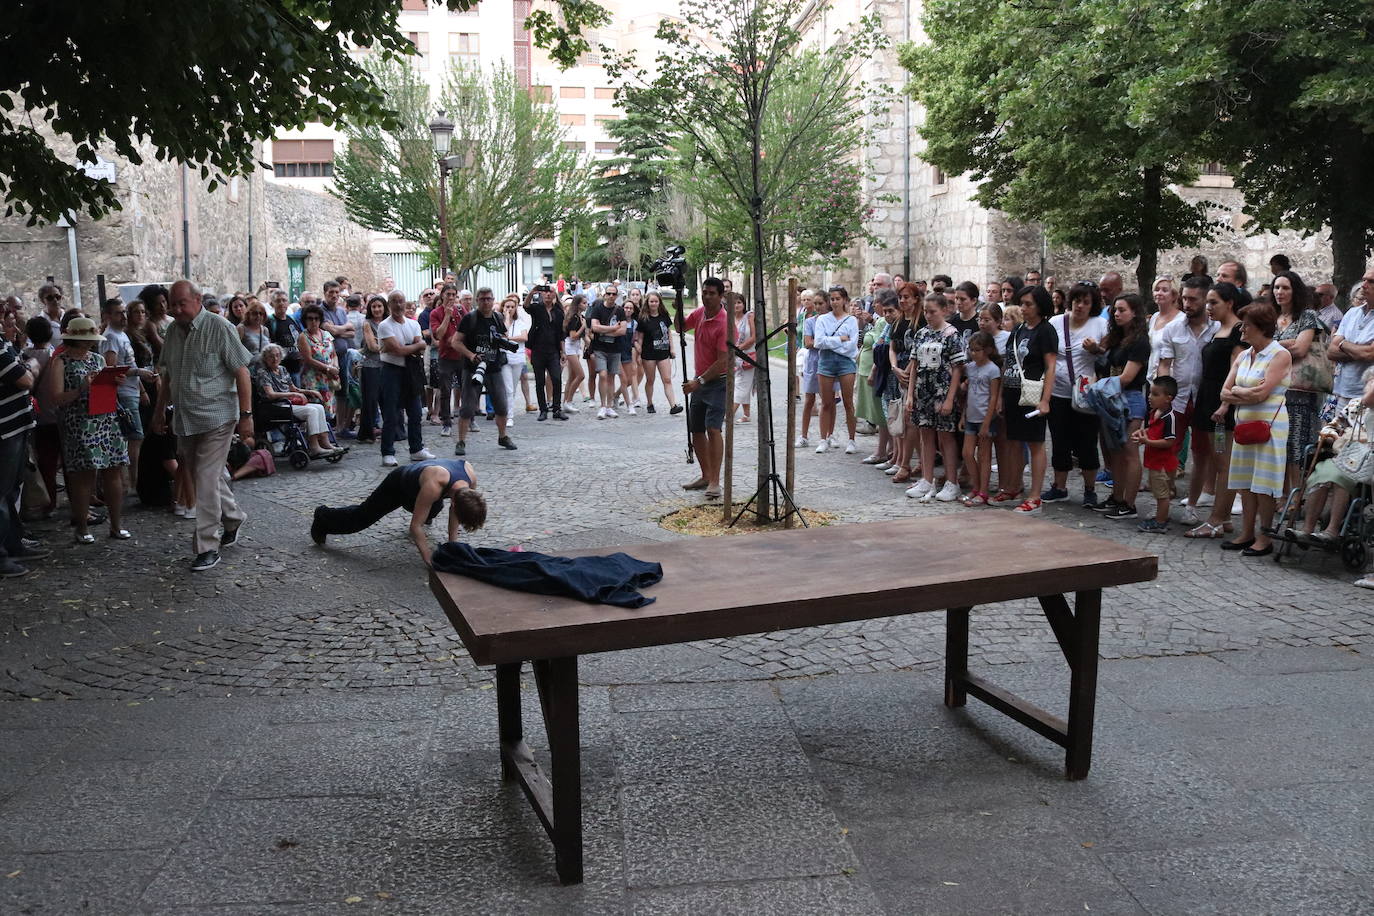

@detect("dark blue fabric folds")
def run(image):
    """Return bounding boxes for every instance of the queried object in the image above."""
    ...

[432,543,663,608]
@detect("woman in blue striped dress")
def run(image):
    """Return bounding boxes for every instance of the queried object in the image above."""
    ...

[1220,301,1292,557]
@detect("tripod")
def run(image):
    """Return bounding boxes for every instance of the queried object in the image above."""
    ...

[729,322,806,529]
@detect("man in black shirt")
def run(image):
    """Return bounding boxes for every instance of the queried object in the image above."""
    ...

[524,286,567,421]
[453,288,516,455]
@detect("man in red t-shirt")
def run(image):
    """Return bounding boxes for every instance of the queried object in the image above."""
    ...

[676,277,729,499]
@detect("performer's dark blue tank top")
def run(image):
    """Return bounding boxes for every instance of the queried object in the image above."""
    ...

[399,459,471,514]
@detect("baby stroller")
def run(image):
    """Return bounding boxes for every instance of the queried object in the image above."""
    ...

[1271,427,1374,571]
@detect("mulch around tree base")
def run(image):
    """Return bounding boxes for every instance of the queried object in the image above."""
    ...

[658,503,835,537]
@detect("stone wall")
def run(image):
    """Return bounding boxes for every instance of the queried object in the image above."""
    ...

[0,131,379,316]
[261,183,379,295]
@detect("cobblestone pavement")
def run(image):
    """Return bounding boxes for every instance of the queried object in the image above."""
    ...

[3,357,1371,700]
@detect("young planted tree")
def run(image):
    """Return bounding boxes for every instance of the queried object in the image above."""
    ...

[901,0,1217,293]
[333,59,590,281]
[0,0,606,223]
[588,108,676,278]
[609,0,887,523]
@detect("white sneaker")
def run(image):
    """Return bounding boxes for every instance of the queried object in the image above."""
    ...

[629,405,637,416]
[563,403,580,414]
[884,465,901,475]
[844,440,858,454]
[875,460,892,470]
[382,455,398,467]
[1196,492,1215,507]
[1231,495,1243,516]
[795,436,809,448]
[905,479,934,499]
[410,448,436,462]
[606,407,619,419]
[1180,508,1201,526]
[506,418,514,429]
[172,504,186,518]
[597,407,607,419]
[935,480,962,502]
[182,507,197,519]
[815,439,829,453]
[828,435,840,448]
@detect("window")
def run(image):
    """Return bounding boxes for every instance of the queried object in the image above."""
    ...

[406,31,429,57]
[594,114,620,124]
[1202,161,1229,177]
[560,86,586,98]
[932,165,947,187]
[401,0,427,10]
[562,141,585,152]
[560,113,586,126]
[530,85,553,102]
[272,139,336,178]
[594,87,616,100]
[449,32,479,64]
[594,141,617,154]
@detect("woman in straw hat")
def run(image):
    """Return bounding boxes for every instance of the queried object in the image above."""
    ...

[41,316,130,543]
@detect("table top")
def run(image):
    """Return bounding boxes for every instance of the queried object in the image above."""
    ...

[430,514,1159,666]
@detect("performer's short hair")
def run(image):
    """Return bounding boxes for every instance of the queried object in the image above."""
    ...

[454,488,487,531]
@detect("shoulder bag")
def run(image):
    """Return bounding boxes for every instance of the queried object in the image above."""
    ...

[1064,319,1096,415]
[1289,318,1333,394]
[1015,328,1044,409]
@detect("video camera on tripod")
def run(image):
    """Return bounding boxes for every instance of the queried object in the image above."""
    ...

[650,245,687,291]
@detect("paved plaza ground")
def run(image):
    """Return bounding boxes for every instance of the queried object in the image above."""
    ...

[3,362,1373,913]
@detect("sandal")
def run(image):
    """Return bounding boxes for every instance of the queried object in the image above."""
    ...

[109,529,132,540]
[961,492,988,507]
[892,468,913,483]
[1184,522,1225,539]
[73,533,95,545]
[703,487,722,500]
[990,489,1023,503]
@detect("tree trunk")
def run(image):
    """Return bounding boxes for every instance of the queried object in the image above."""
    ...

[1135,166,1162,296]
[1329,127,1373,309]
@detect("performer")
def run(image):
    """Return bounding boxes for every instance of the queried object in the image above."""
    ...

[310,458,486,566]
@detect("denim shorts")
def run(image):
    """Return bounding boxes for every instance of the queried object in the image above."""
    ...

[817,350,856,377]
[1124,388,1147,421]
[592,350,622,375]
[688,379,727,432]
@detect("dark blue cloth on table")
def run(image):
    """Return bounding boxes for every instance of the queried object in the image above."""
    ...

[431,543,663,608]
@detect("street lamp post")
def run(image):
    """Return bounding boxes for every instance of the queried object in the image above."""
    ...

[428,110,455,277]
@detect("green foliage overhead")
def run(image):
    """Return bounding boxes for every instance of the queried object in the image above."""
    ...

[609,0,890,282]
[584,108,676,277]
[1133,0,1374,297]
[0,0,607,224]
[332,59,591,281]
[901,0,1218,290]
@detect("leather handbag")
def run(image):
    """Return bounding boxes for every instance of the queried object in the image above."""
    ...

[1013,330,1043,409]
[1334,415,1374,481]
[1234,399,1284,445]
[1290,329,1334,394]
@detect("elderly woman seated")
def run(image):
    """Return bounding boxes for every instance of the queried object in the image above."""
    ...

[255,344,341,458]
[1289,368,1374,587]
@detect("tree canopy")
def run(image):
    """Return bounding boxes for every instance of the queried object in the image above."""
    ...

[0,0,607,224]
[901,0,1218,292]
[332,59,590,282]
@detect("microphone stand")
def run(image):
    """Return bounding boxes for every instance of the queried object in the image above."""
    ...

[672,284,694,464]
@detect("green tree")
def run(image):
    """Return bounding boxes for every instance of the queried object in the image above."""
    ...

[1145,0,1374,300]
[901,0,1217,292]
[588,108,675,277]
[1,0,607,223]
[609,0,887,523]
[332,59,590,282]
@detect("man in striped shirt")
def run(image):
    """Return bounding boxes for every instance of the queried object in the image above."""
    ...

[153,280,254,572]
[0,337,44,577]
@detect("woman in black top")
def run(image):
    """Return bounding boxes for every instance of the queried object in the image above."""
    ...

[995,286,1057,514]
[638,292,679,414]
[1185,282,1248,538]
[888,282,921,482]
[1085,293,1149,519]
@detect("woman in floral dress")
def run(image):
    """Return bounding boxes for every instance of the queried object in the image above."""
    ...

[296,303,339,417]
[41,317,129,543]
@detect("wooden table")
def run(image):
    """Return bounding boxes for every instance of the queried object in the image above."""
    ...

[430,515,1157,884]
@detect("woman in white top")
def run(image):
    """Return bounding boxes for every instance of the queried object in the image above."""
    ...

[812,285,861,454]
[500,296,531,426]
[1147,276,1184,381]
[1044,283,1110,505]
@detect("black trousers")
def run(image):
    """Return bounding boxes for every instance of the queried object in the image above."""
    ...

[1048,396,1101,473]
[315,468,413,536]
[530,348,562,412]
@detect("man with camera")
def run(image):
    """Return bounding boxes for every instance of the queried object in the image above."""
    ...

[525,285,567,421]
[453,287,518,456]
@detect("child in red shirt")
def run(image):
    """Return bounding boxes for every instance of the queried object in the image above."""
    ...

[1133,376,1179,532]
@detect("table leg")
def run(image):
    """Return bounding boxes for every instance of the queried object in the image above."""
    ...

[944,607,971,708]
[533,656,583,885]
[495,662,522,781]
[1065,589,1101,780]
